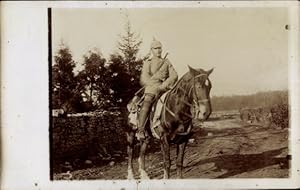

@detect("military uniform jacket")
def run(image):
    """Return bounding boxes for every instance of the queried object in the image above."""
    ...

[140,57,178,95]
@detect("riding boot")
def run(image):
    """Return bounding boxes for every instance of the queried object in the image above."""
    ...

[136,108,148,140]
[136,94,155,140]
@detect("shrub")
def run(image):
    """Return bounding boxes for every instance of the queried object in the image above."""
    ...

[270,104,289,129]
[239,103,288,129]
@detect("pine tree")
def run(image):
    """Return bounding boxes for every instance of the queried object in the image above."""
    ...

[118,18,142,72]
[52,43,79,113]
[106,54,131,108]
[77,49,108,110]
[110,16,143,106]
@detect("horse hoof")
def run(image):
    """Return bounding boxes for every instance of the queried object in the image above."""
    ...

[127,173,135,180]
[141,174,150,180]
[127,170,135,180]
[163,174,169,179]
[140,170,150,180]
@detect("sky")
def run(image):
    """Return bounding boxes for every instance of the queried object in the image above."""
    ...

[52,7,289,96]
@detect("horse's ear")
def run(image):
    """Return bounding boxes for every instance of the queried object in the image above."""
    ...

[206,68,214,76]
[188,65,199,76]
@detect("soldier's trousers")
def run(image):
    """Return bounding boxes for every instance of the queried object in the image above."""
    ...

[138,93,156,132]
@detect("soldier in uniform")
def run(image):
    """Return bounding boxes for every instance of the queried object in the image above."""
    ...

[136,39,178,140]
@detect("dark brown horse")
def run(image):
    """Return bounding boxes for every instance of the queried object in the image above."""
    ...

[126,65,213,179]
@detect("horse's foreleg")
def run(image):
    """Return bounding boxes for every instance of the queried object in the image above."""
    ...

[176,141,187,179]
[127,131,135,180]
[161,135,170,179]
[138,138,150,179]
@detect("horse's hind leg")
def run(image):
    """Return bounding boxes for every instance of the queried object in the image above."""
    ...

[176,141,187,179]
[127,131,135,180]
[161,135,171,179]
[138,138,150,179]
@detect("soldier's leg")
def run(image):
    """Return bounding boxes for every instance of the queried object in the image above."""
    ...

[136,93,155,140]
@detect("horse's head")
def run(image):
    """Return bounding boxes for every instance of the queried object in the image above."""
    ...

[188,65,213,121]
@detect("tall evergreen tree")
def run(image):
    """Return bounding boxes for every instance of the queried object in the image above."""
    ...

[77,49,108,110]
[106,54,131,108]
[109,16,143,107]
[118,18,142,70]
[52,43,80,113]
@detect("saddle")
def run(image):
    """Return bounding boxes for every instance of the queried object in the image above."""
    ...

[127,92,168,139]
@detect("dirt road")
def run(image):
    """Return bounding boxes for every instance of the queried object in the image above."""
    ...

[54,118,289,180]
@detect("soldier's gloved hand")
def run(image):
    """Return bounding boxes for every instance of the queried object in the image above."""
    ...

[158,85,166,93]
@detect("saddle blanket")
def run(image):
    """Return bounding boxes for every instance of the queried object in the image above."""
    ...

[151,92,168,134]
[127,92,168,138]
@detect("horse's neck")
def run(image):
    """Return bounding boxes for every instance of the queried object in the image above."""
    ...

[166,78,193,121]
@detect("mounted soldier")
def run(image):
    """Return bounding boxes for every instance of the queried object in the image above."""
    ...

[126,47,214,178]
[136,39,178,140]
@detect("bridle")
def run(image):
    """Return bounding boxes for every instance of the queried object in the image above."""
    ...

[163,73,211,122]
[161,73,211,135]
[188,73,210,106]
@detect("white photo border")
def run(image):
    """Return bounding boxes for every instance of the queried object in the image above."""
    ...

[1,1,299,190]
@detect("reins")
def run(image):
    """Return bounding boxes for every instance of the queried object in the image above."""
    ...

[161,73,210,130]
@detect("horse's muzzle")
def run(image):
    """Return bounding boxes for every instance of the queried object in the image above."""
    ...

[194,104,211,121]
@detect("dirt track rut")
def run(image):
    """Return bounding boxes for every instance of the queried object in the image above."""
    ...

[55,119,289,180]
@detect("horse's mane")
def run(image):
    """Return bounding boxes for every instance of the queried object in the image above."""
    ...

[170,72,192,95]
[170,68,207,95]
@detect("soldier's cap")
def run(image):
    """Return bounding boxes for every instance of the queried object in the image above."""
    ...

[151,40,162,48]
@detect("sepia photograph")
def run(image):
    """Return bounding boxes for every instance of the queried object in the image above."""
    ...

[50,7,291,180]
[1,1,299,190]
